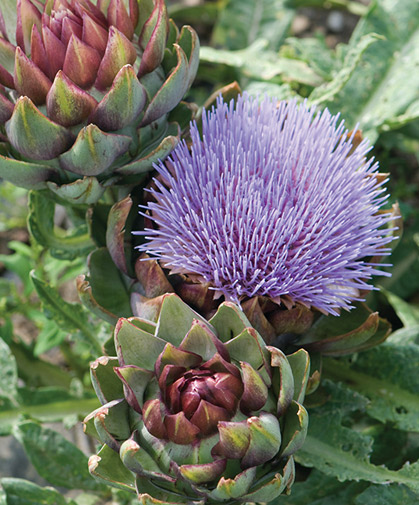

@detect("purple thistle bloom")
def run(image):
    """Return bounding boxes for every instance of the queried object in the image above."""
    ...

[137,93,394,315]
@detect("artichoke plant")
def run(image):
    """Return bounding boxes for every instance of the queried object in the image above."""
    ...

[0,0,199,204]
[84,293,309,503]
[78,93,398,356]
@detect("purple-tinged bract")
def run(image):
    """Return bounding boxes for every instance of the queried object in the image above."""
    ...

[139,93,394,315]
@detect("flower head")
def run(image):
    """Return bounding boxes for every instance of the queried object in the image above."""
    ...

[139,93,393,315]
[0,0,198,204]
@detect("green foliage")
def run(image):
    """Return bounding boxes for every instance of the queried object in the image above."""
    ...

[315,0,419,141]
[1,0,419,503]
[30,272,102,355]
[323,343,419,431]
[0,184,27,231]
[211,0,295,51]
[0,337,18,402]
[13,421,105,492]
[1,478,73,505]
[27,191,95,261]
[197,0,419,143]
[355,483,419,505]
[295,379,419,496]
[297,414,419,492]
[200,40,325,88]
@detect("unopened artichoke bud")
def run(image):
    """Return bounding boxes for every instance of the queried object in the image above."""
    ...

[83,294,309,504]
[0,0,199,204]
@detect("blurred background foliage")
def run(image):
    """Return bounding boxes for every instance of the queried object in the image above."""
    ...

[0,0,418,504]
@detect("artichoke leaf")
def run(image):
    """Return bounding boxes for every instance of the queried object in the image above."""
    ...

[267,346,294,416]
[209,302,251,342]
[116,122,180,175]
[280,401,309,458]
[46,177,107,205]
[106,195,133,276]
[0,154,57,189]
[59,124,132,176]
[91,356,124,405]
[177,25,200,89]
[90,64,147,131]
[89,444,136,492]
[116,318,166,369]
[5,96,74,160]
[92,399,131,452]
[114,365,154,412]
[156,294,212,347]
[208,466,257,501]
[226,328,270,383]
[141,44,190,125]
[241,457,295,502]
[286,348,310,403]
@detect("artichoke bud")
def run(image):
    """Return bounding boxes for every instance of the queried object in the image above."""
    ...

[84,294,309,503]
[0,0,199,204]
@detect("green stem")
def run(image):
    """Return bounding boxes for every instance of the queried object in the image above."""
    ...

[290,0,368,16]
[0,398,100,428]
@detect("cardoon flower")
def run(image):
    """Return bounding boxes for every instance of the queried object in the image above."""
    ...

[138,93,393,316]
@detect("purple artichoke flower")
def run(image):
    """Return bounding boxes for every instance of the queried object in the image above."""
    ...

[138,93,394,316]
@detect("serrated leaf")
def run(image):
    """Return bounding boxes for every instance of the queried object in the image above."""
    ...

[280,469,368,505]
[355,483,419,504]
[30,272,87,331]
[200,39,324,86]
[313,0,419,141]
[307,379,369,417]
[33,319,67,356]
[245,81,296,100]
[323,343,419,432]
[386,325,419,346]
[211,0,294,51]
[0,337,18,402]
[283,37,336,80]
[296,414,419,492]
[7,339,72,390]
[30,271,102,354]
[70,493,103,505]
[379,220,419,299]
[0,246,33,296]
[27,190,95,260]
[13,421,105,492]
[383,100,419,130]
[1,478,69,505]
[309,33,383,105]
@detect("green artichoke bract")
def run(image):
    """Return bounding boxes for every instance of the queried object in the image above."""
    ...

[0,0,199,204]
[84,294,309,504]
